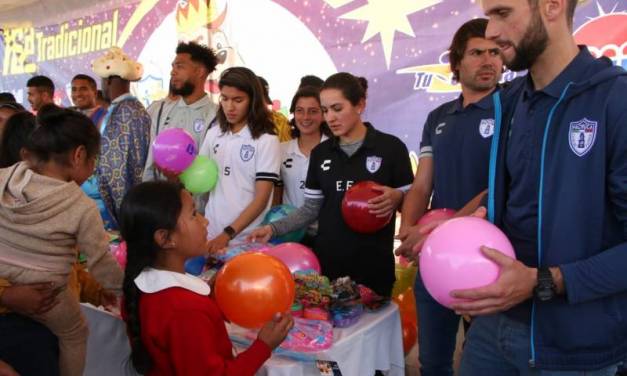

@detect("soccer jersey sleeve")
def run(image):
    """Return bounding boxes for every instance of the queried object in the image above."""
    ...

[419,114,434,159]
[255,134,281,183]
[199,126,217,158]
[391,138,415,190]
[304,147,324,200]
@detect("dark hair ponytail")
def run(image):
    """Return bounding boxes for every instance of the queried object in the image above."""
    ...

[119,181,184,374]
[0,111,36,168]
[26,107,100,166]
[321,72,367,106]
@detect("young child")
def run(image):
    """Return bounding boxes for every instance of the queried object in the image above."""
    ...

[0,111,36,168]
[120,181,293,375]
[0,108,124,376]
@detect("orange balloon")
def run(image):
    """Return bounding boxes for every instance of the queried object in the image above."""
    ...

[402,321,417,354]
[215,252,295,329]
[394,287,417,327]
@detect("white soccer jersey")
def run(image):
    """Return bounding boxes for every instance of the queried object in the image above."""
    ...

[200,125,280,241]
[279,135,328,208]
[143,95,217,181]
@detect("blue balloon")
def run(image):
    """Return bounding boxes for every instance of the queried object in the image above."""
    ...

[185,255,207,275]
[262,204,306,244]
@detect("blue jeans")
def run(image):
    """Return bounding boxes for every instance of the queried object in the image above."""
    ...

[460,313,620,376]
[414,273,461,376]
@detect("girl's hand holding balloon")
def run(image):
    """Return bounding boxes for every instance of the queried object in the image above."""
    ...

[367,185,403,218]
[247,225,274,243]
[257,313,295,350]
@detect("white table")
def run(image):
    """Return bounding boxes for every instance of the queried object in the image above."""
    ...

[81,304,138,376]
[82,303,404,376]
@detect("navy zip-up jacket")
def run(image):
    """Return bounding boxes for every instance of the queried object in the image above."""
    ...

[487,49,627,370]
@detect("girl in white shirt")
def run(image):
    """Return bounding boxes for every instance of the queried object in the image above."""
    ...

[276,86,331,209]
[199,67,280,251]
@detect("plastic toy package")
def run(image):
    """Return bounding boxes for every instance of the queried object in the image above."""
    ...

[231,317,333,361]
[214,242,270,263]
[280,318,333,352]
[358,285,391,312]
[329,277,363,328]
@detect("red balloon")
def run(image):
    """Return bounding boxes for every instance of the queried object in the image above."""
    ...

[214,253,295,329]
[341,180,391,234]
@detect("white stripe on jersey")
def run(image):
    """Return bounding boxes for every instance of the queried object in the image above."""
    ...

[304,188,324,199]
[419,145,433,158]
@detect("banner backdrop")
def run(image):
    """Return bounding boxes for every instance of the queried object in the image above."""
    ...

[1,0,625,160]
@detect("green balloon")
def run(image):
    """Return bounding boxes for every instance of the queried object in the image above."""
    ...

[179,156,219,194]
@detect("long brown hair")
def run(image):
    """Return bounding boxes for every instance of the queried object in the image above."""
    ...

[216,67,275,139]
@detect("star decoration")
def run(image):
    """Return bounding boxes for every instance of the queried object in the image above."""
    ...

[340,0,442,68]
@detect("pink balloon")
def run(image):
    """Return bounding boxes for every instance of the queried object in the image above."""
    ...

[113,241,127,269]
[416,208,456,227]
[152,128,197,173]
[261,242,321,274]
[419,217,515,308]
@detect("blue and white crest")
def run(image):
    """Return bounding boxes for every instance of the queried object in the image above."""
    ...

[479,118,495,138]
[193,118,205,133]
[366,156,382,173]
[569,118,597,157]
[240,144,255,161]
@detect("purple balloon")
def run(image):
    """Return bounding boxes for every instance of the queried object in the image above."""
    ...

[153,128,197,173]
[419,217,516,308]
[261,242,321,274]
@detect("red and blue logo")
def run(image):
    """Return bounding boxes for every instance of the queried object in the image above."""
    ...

[574,11,627,69]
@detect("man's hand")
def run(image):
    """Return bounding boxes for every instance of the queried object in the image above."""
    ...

[395,223,428,260]
[450,246,536,316]
[396,206,489,259]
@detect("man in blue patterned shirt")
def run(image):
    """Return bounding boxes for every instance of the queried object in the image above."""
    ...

[91,47,150,228]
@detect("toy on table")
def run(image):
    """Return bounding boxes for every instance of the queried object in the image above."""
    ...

[242,317,333,353]
[330,277,364,328]
[294,271,332,309]
[358,285,390,311]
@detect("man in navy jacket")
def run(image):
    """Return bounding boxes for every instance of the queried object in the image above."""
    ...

[451,0,627,374]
